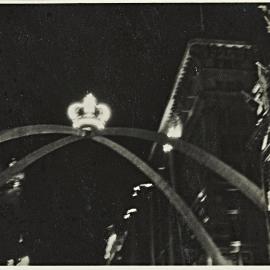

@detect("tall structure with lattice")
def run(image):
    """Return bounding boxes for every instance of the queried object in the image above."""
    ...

[119,39,270,265]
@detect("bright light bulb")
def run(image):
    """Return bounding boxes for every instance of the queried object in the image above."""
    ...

[133,186,140,191]
[163,143,173,153]
[123,214,131,219]
[127,208,137,214]
[140,183,153,188]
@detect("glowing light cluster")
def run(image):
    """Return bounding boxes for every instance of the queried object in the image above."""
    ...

[162,118,182,153]
[132,183,153,197]
[127,208,137,214]
[7,158,25,192]
[123,208,138,220]
[167,124,182,139]
[123,214,131,219]
[67,93,111,130]
[197,189,207,202]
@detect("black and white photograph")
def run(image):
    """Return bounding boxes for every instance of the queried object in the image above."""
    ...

[0,0,269,266]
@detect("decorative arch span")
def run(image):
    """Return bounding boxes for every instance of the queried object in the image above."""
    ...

[92,136,229,265]
[0,125,265,211]
[0,133,229,265]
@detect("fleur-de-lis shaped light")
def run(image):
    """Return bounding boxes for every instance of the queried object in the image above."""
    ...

[67,93,111,130]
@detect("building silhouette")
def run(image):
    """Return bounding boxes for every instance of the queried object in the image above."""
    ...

[117,39,270,265]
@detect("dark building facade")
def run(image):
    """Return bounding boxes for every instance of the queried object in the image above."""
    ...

[115,39,270,265]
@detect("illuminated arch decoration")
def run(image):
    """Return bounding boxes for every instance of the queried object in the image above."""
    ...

[0,125,265,211]
[67,93,111,130]
[0,93,267,265]
[0,134,228,265]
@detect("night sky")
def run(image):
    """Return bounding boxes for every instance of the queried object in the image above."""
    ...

[0,3,269,264]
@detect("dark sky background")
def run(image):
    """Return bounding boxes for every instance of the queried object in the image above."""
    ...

[0,3,269,264]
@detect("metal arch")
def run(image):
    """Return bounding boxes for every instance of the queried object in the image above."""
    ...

[92,136,229,265]
[0,125,265,210]
[97,128,266,211]
[0,136,82,188]
[0,134,229,265]
[0,125,84,143]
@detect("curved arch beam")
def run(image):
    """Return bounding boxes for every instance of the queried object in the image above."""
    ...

[0,135,229,265]
[96,128,266,211]
[0,125,265,210]
[0,136,82,188]
[92,136,229,265]
[0,125,85,143]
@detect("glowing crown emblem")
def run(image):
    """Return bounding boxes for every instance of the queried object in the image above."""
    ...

[67,93,111,130]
